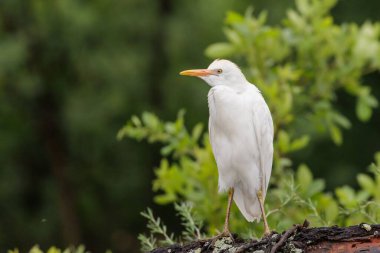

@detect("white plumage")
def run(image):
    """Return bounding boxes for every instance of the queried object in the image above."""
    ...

[180,59,274,234]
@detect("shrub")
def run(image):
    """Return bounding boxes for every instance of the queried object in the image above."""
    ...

[118,0,380,249]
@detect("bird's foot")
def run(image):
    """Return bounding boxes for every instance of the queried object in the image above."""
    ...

[208,229,235,248]
[262,229,274,239]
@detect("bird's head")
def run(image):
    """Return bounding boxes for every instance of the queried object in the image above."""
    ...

[180,59,247,87]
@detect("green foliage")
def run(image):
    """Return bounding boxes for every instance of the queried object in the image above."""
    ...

[335,152,380,224]
[2,0,379,251]
[138,204,203,251]
[138,234,157,253]
[125,111,380,237]
[121,0,380,244]
[120,111,223,230]
[118,110,203,158]
[140,208,175,247]
[174,202,204,241]
[207,0,379,148]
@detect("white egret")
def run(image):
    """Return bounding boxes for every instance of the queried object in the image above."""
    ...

[180,59,274,237]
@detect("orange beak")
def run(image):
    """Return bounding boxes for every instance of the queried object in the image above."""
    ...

[180,69,215,77]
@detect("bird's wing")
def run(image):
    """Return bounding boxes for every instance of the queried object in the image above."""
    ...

[251,95,274,197]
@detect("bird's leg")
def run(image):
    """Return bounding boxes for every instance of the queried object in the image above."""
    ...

[257,190,270,236]
[223,187,234,234]
[209,188,235,245]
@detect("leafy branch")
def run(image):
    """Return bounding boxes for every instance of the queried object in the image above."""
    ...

[174,202,204,241]
[140,208,175,246]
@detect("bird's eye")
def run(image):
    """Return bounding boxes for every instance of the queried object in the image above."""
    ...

[217,69,223,74]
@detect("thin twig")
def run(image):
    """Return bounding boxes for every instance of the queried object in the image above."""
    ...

[270,220,309,253]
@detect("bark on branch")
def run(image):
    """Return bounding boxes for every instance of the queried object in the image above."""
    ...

[151,222,380,253]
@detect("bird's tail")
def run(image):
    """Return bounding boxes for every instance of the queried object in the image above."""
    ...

[233,185,262,222]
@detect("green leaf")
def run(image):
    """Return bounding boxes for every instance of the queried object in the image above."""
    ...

[257,10,268,25]
[286,10,305,29]
[333,113,351,129]
[161,145,174,156]
[356,99,372,121]
[164,122,176,134]
[330,125,342,145]
[224,28,242,45]
[277,130,290,153]
[296,0,311,16]
[29,246,43,253]
[131,115,142,127]
[289,135,310,151]
[317,195,339,222]
[142,112,160,129]
[297,164,312,194]
[47,247,61,253]
[175,110,186,130]
[225,11,244,24]
[335,186,357,208]
[205,43,236,58]
[154,193,177,204]
[279,157,292,168]
[307,179,325,197]
[357,173,375,194]
[191,123,203,141]
[356,190,370,203]
[363,94,378,107]
[325,199,339,222]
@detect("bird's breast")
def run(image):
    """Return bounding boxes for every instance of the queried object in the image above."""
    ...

[207,86,261,190]
[208,87,253,137]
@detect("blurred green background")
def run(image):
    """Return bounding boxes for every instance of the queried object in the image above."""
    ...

[0,1,379,252]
